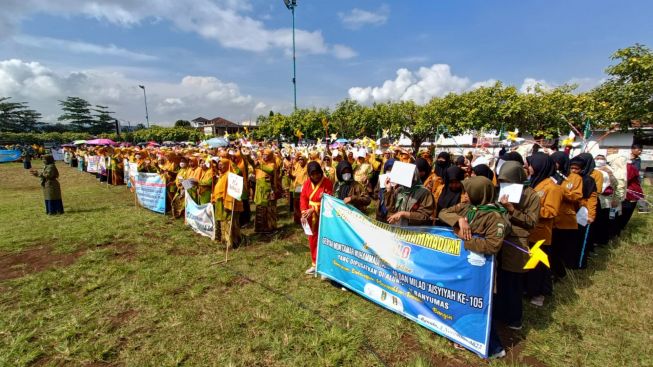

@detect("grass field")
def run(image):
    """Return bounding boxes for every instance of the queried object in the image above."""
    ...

[0,162,652,367]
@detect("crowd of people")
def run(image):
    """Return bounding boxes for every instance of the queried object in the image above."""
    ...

[39,139,646,358]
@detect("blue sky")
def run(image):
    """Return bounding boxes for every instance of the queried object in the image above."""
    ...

[0,0,651,125]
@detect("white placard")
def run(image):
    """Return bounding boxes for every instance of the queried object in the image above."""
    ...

[389,161,415,188]
[378,173,390,188]
[301,217,313,236]
[227,172,243,200]
[576,206,589,226]
[499,183,523,203]
[182,179,197,191]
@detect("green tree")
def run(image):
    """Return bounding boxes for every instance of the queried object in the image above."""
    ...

[91,105,115,134]
[592,44,653,126]
[0,97,43,132]
[174,120,191,127]
[58,97,93,132]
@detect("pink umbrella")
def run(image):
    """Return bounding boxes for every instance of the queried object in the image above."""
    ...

[86,138,118,146]
[146,141,160,147]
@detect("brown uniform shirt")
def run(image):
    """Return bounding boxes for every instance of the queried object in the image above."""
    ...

[528,178,563,245]
[439,203,509,255]
[554,173,583,230]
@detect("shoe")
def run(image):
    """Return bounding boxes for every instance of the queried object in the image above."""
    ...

[341,287,348,292]
[489,349,506,359]
[530,295,545,307]
[507,322,522,330]
[304,266,316,275]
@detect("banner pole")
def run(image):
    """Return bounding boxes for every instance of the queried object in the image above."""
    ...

[224,205,235,263]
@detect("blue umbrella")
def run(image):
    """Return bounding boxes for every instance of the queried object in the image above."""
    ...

[203,137,229,148]
[335,138,349,143]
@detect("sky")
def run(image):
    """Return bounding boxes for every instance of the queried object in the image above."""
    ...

[0,0,652,126]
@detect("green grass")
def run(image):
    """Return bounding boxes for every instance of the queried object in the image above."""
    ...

[0,162,652,367]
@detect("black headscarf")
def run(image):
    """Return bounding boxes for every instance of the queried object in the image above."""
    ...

[335,160,353,200]
[437,166,465,214]
[383,158,395,173]
[307,161,323,184]
[455,155,467,166]
[569,154,597,198]
[500,151,524,165]
[434,152,451,178]
[472,164,495,181]
[527,152,555,188]
[550,151,569,185]
[415,158,431,183]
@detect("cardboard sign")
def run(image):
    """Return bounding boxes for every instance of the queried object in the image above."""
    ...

[227,172,243,200]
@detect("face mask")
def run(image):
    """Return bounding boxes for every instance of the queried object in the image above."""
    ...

[179,162,187,168]
[204,162,211,168]
[342,173,352,181]
[595,160,606,167]
[135,155,141,159]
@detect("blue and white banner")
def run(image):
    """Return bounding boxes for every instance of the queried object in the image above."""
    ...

[51,149,64,161]
[134,172,166,214]
[185,194,216,240]
[86,156,99,173]
[316,195,495,357]
[0,150,21,163]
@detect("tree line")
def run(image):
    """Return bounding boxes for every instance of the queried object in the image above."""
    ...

[253,44,652,150]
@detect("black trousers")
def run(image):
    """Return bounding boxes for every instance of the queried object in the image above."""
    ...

[494,268,523,326]
[552,228,577,279]
[620,200,637,233]
[526,244,553,297]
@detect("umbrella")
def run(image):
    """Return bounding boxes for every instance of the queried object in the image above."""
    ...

[119,142,133,147]
[335,138,349,143]
[147,141,160,147]
[73,140,87,145]
[202,137,229,148]
[86,138,117,146]
[61,144,76,147]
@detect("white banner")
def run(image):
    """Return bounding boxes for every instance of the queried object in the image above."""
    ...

[185,194,216,240]
[86,156,99,173]
[51,149,64,161]
[123,160,130,184]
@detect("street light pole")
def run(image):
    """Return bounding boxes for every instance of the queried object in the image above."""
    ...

[283,0,298,111]
[138,85,150,128]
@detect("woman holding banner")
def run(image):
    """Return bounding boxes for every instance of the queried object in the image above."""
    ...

[438,176,510,359]
[30,155,64,215]
[301,161,333,275]
[254,149,279,233]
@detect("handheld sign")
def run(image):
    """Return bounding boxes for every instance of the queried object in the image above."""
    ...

[389,161,415,188]
[227,172,243,200]
[499,183,523,203]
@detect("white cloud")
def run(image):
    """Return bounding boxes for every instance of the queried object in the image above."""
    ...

[0,58,265,125]
[0,0,354,59]
[339,5,390,30]
[349,64,486,104]
[332,44,358,60]
[519,78,553,94]
[14,35,157,61]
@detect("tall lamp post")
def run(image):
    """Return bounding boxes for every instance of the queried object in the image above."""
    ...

[138,85,150,128]
[283,0,297,111]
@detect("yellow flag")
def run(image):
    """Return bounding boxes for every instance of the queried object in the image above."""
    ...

[330,133,338,140]
[523,240,550,270]
[295,129,303,139]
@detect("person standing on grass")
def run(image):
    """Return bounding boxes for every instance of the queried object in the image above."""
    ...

[382,165,435,227]
[550,152,583,280]
[525,153,562,307]
[496,160,540,330]
[301,161,333,275]
[30,155,64,215]
[21,147,32,170]
[438,176,510,359]
[566,154,598,270]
